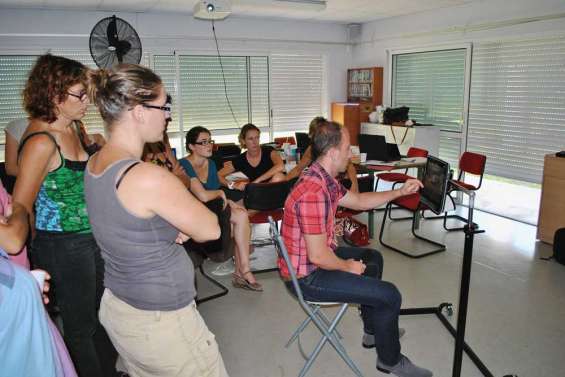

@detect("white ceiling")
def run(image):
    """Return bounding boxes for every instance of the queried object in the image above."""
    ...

[0,0,484,24]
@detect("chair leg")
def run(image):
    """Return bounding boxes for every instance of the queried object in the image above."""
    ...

[195,265,229,305]
[421,194,479,232]
[379,204,446,258]
[298,303,363,377]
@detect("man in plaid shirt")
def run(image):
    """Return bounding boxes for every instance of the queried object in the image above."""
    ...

[280,120,432,377]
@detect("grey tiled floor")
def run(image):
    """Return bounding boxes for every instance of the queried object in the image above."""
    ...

[197,209,563,377]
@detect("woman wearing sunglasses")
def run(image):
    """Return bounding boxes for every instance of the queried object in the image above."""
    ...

[179,126,262,291]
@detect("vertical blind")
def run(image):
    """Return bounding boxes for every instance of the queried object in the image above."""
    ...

[391,49,467,168]
[467,36,565,183]
[153,55,270,134]
[270,54,323,132]
[0,51,150,145]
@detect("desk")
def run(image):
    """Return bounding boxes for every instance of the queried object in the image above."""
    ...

[356,158,427,238]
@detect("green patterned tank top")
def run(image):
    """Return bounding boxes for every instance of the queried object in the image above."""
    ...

[19,132,91,233]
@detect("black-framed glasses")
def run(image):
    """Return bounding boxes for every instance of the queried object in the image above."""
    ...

[142,104,171,114]
[67,91,88,102]
[193,139,215,146]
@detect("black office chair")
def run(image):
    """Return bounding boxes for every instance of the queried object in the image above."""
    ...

[243,179,296,273]
[183,198,233,304]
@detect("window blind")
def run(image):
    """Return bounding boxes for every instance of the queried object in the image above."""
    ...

[0,55,36,144]
[153,54,270,154]
[270,54,323,132]
[0,51,149,147]
[391,49,467,167]
[467,36,565,183]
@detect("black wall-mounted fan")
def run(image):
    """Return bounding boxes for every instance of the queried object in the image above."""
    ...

[89,15,142,69]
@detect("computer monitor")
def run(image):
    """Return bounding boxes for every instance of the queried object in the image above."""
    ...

[386,143,402,161]
[295,132,311,155]
[420,156,451,215]
[359,134,389,161]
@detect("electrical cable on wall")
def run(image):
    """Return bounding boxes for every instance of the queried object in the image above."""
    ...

[212,19,240,127]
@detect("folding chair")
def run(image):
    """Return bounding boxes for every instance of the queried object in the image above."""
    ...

[268,217,364,377]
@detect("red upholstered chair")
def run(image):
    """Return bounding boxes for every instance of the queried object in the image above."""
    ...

[442,152,486,231]
[379,193,445,258]
[374,147,429,192]
[274,136,296,148]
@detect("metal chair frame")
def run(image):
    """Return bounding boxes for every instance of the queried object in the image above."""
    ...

[379,200,446,259]
[268,217,364,377]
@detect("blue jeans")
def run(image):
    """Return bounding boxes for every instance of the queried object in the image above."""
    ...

[32,231,117,377]
[292,246,401,366]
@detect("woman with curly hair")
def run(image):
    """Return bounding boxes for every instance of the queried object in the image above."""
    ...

[13,54,118,377]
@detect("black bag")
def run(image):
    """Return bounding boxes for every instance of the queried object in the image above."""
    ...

[383,106,410,125]
[554,228,565,265]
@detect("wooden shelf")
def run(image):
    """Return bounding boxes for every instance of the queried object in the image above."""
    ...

[347,67,383,123]
[537,154,565,244]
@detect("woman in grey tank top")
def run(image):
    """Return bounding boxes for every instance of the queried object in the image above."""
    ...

[84,64,228,377]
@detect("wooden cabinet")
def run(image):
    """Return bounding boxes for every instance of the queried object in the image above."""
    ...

[537,155,565,244]
[347,67,383,123]
[331,102,360,145]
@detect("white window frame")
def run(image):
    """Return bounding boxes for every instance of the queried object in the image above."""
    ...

[386,43,473,163]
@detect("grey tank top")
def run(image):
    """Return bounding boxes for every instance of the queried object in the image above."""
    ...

[84,158,195,311]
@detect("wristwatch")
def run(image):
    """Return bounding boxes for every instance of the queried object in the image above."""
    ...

[228,181,235,190]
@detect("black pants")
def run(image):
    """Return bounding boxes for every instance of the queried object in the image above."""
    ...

[33,231,117,377]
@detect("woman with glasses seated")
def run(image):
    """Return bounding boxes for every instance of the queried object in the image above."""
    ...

[12,54,118,377]
[218,123,285,193]
[179,126,262,291]
[141,95,191,189]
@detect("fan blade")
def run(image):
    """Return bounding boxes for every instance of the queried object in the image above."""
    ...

[106,15,119,47]
[116,40,132,63]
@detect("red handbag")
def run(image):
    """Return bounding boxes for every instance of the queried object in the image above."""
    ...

[341,216,370,247]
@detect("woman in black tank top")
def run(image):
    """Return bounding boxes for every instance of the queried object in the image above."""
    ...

[218,123,286,193]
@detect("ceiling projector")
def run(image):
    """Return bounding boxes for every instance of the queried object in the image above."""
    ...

[193,0,232,20]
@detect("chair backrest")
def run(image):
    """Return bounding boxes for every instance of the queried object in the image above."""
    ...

[407,147,428,158]
[244,180,291,211]
[274,136,296,147]
[183,198,234,263]
[459,152,486,176]
[268,217,307,304]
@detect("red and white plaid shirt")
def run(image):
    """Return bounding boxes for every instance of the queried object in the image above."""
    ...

[279,162,347,279]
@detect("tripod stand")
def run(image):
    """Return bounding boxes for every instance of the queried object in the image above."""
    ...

[399,182,516,377]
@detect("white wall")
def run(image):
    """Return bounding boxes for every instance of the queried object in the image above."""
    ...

[0,8,352,115]
[351,0,565,104]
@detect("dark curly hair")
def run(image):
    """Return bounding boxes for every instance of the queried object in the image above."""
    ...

[23,54,87,124]
[185,126,211,153]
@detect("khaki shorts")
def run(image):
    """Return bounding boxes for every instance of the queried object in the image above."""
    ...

[99,289,229,377]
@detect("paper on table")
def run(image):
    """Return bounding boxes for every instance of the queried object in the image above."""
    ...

[363,160,397,166]
[226,172,248,181]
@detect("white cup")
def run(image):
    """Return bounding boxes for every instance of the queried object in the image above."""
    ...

[30,270,46,290]
[360,153,367,163]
